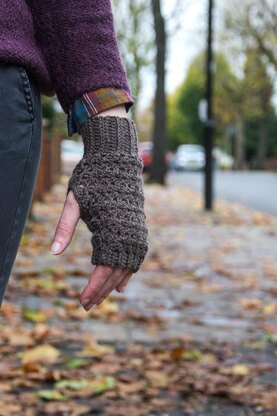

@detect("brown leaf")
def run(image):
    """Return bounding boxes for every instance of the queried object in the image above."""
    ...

[260,391,277,411]
[240,298,262,310]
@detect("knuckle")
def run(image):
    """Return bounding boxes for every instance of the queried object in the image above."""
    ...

[56,221,72,237]
[86,280,97,291]
[67,191,79,206]
[110,276,120,285]
[99,266,114,278]
[114,269,124,280]
[87,287,98,297]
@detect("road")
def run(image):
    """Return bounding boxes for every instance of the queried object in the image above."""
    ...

[167,170,277,216]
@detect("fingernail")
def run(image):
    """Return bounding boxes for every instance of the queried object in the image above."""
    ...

[120,285,127,293]
[81,298,91,308]
[50,241,62,254]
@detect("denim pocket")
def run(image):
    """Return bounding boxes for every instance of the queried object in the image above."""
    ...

[18,67,35,123]
[0,65,42,306]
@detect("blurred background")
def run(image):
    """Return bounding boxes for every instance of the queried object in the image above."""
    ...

[0,1,276,415]
[36,0,277,215]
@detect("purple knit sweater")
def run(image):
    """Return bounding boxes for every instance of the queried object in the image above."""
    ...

[0,0,131,113]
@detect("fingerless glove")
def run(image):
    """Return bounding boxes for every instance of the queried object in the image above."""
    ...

[66,115,148,272]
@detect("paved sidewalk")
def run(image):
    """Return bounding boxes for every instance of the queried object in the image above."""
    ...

[1,174,276,415]
[5,176,277,346]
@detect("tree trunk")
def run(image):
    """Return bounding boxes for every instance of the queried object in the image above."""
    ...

[149,0,167,184]
[256,118,268,169]
[234,114,247,170]
[129,1,141,126]
[132,49,141,126]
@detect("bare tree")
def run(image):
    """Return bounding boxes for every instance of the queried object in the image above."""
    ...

[222,0,277,70]
[220,0,276,169]
[113,0,153,124]
[149,0,167,184]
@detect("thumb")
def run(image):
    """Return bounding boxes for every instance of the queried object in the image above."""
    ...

[50,190,80,254]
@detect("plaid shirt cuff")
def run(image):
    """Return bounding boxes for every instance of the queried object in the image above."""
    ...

[67,88,134,137]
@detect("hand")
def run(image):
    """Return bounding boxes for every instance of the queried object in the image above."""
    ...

[50,190,133,310]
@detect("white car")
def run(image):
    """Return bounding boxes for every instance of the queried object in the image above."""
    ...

[61,139,84,164]
[213,147,234,170]
[172,144,205,171]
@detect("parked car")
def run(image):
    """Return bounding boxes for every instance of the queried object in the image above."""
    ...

[61,139,84,164]
[138,141,172,172]
[138,141,153,172]
[213,147,234,170]
[171,144,205,171]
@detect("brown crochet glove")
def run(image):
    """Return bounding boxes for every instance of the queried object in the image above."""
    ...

[66,115,148,273]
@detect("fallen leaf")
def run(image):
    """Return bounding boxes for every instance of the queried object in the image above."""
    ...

[231,364,250,376]
[79,341,114,357]
[264,333,277,343]
[262,303,276,315]
[21,344,60,365]
[88,376,115,394]
[170,346,186,360]
[98,297,119,315]
[23,309,47,323]
[260,391,277,411]
[240,298,262,310]
[183,348,202,361]
[55,379,88,390]
[0,401,21,415]
[145,370,169,388]
[65,358,89,370]
[36,389,68,401]
[42,402,91,415]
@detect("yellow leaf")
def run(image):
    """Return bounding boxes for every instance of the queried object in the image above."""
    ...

[23,309,47,323]
[262,304,276,315]
[231,364,250,376]
[88,376,115,394]
[243,340,265,350]
[129,358,143,367]
[98,297,119,314]
[22,344,60,365]
[55,380,88,390]
[199,353,218,364]
[79,341,113,358]
[36,389,68,401]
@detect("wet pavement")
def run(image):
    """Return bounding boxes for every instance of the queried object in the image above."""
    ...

[1,173,276,415]
[168,170,277,216]
[5,175,277,347]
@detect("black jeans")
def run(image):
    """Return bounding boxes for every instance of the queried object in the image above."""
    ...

[0,64,42,305]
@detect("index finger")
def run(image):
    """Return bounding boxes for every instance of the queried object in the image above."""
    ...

[80,265,114,309]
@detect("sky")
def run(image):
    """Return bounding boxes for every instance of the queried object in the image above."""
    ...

[138,1,206,110]
[138,0,277,111]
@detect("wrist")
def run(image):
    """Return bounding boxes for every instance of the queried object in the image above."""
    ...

[80,115,139,157]
[96,104,127,118]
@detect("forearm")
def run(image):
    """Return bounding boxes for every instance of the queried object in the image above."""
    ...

[68,88,134,136]
[27,0,132,113]
[97,104,127,117]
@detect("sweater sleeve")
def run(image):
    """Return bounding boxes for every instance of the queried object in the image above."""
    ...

[68,87,134,136]
[26,0,132,114]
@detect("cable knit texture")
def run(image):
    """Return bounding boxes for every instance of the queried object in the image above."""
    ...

[0,1,132,112]
[66,116,148,272]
